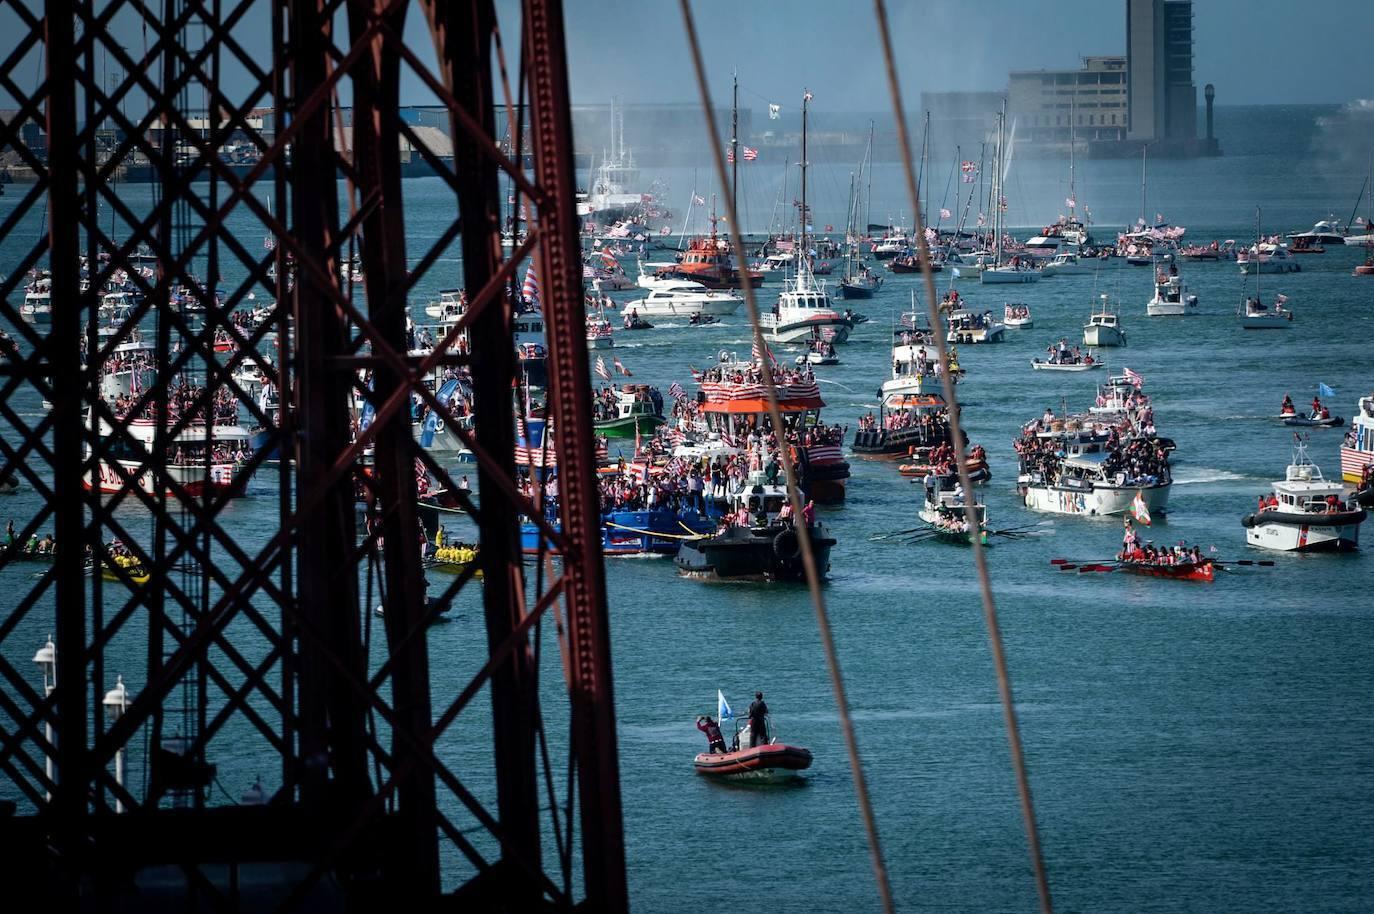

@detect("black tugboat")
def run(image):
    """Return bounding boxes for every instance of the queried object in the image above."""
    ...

[675,474,835,582]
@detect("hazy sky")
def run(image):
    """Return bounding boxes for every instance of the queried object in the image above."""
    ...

[0,1,1366,113]
[528,0,1372,109]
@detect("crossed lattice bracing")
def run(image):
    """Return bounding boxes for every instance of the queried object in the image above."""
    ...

[0,0,625,908]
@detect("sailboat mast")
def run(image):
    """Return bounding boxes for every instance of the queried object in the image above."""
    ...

[1069,96,1076,219]
[1255,206,1262,303]
[731,71,739,217]
[994,111,1004,265]
[1140,144,1148,227]
[866,120,874,235]
[918,110,930,224]
[800,89,809,261]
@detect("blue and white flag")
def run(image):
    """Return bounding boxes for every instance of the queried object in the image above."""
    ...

[1318,382,1336,398]
[951,267,961,279]
[717,690,733,721]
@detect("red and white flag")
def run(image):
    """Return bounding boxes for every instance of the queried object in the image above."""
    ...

[692,194,706,206]
[742,146,758,161]
[939,207,951,220]
[960,161,977,183]
[613,356,632,377]
[1123,366,1144,388]
[1065,197,1076,208]
[1132,491,1152,526]
[751,335,776,368]
[521,263,540,306]
[594,355,611,381]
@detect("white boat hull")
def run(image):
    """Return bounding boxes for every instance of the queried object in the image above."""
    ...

[1240,261,1301,275]
[586,336,615,349]
[1083,325,1126,346]
[1146,298,1197,317]
[1022,482,1170,517]
[1005,318,1034,329]
[946,324,1004,344]
[980,267,1040,284]
[1240,314,1293,329]
[1040,263,1093,277]
[83,459,245,497]
[1245,520,1359,552]
[765,317,852,345]
[628,298,742,318]
[1030,360,1100,372]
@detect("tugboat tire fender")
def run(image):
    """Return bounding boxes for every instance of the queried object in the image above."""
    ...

[773,528,802,561]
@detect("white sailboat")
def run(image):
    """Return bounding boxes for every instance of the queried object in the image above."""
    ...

[982,108,1039,285]
[761,90,853,345]
[1238,208,1295,329]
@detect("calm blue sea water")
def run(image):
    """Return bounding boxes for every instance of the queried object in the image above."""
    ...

[1,104,1372,912]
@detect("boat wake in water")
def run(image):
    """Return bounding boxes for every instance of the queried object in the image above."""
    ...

[1171,468,1249,486]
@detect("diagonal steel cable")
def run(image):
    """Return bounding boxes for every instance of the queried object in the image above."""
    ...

[677,3,894,911]
[873,2,1053,911]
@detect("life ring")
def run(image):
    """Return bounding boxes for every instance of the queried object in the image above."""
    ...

[719,349,730,363]
[772,528,802,561]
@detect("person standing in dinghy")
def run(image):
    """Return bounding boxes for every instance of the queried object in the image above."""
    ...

[696,715,727,754]
[748,692,770,748]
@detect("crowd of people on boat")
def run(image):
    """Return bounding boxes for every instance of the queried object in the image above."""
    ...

[1043,338,1094,366]
[109,380,245,427]
[5,521,55,556]
[1119,522,1206,566]
[1014,412,1170,488]
[856,406,950,441]
[593,383,663,424]
[697,358,815,390]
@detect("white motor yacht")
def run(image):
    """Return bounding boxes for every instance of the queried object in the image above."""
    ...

[1239,242,1301,274]
[1146,269,1198,316]
[1040,252,1093,277]
[622,280,743,319]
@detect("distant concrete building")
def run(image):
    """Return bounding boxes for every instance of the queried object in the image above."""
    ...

[1127,0,1196,142]
[1008,57,1127,148]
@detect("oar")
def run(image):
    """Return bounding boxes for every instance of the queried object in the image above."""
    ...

[1078,564,1116,573]
[870,525,928,541]
[1215,559,1275,567]
[1051,558,1118,566]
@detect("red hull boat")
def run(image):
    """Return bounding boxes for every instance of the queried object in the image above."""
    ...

[1117,559,1215,582]
[694,743,813,781]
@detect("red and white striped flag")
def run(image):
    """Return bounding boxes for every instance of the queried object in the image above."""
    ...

[521,263,540,306]
[1132,491,1152,526]
[667,381,686,400]
[594,355,611,381]
[688,365,703,381]
[1123,366,1144,388]
[613,356,632,377]
[751,335,776,368]
[960,161,977,183]
[1066,197,1076,208]
[742,146,758,161]
[939,208,951,219]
